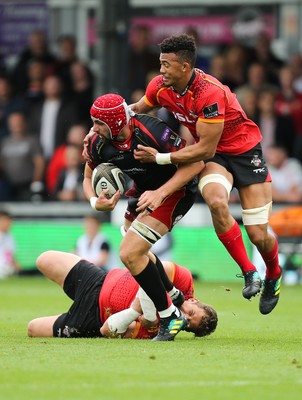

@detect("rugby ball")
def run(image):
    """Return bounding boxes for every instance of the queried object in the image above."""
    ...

[91,163,125,198]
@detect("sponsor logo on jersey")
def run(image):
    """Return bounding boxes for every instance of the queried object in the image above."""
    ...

[253,167,266,174]
[203,103,219,118]
[172,111,195,123]
[161,128,170,142]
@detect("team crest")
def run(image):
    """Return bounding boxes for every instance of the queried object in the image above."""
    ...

[251,154,261,167]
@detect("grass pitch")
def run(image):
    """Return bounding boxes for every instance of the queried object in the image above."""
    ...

[0,275,301,400]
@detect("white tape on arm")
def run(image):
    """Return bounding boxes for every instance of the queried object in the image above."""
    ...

[90,196,98,210]
[107,308,141,334]
[155,152,172,165]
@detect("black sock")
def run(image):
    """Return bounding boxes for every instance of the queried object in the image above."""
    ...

[133,259,168,312]
[154,255,173,292]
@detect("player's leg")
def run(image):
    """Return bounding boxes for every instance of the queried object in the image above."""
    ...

[239,182,282,314]
[120,216,186,341]
[27,315,60,337]
[36,250,82,288]
[200,162,261,299]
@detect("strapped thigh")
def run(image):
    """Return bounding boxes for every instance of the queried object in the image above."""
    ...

[129,219,162,245]
[242,202,272,226]
[198,173,232,199]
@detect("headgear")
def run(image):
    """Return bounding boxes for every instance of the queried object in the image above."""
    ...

[90,94,133,139]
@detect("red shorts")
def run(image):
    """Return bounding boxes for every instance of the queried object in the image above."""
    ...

[124,187,197,230]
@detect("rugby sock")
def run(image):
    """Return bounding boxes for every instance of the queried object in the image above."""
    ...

[154,255,174,292]
[133,259,172,312]
[259,238,281,279]
[217,221,256,274]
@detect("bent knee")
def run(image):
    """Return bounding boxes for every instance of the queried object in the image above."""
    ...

[36,250,56,272]
[27,319,38,337]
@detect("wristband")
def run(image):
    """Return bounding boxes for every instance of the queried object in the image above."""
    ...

[90,196,98,210]
[155,152,172,165]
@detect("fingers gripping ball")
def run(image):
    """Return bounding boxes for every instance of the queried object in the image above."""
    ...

[92,163,125,198]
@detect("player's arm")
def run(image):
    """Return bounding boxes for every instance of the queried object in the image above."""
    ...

[83,163,121,211]
[129,95,155,114]
[134,120,224,164]
[136,159,203,213]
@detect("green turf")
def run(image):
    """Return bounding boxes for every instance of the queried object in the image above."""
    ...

[0,276,301,400]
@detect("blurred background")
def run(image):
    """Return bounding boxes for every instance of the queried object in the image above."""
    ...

[0,0,301,282]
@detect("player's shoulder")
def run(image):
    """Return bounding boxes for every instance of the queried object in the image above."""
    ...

[147,74,165,92]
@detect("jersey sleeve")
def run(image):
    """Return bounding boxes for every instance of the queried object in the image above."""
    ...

[172,263,194,300]
[195,82,226,124]
[135,115,187,154]
[87,133,104,170]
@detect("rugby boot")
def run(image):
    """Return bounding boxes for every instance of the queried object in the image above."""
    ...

[152,309,187,341]
[239,270,262,299]
[259,273,282,315]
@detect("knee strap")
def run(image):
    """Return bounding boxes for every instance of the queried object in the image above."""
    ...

[242,202,272,226]
[129,219,162,245]
[198,174,232,199]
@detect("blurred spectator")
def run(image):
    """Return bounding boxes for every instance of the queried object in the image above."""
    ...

[221,43,249,91]
[52,34,79,97]
[254,89,295,156]
[46,123,87,195]
[73,214,115,271]
[265,145,302,204]
[236,87,258,121]
[10,30,57,95]
[0,209,20,279]
[0,76,26,139]
[52,143,84,201]
[0,112,45,201]
[235,62,278,100]
[275,65,302,163]
[252,33,284,85]
[24,59,47,105]
[128,25,159,95]
[69,61,94,126]
[185,27,210,72]
[209,54,227,83]
[26,75,78,160]
[288,53,302,94]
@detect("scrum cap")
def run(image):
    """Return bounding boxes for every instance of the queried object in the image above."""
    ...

[90,94,133,139]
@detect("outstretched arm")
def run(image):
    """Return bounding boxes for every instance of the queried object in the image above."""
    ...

[134,120,224,164]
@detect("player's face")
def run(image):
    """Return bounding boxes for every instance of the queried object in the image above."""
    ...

[91,118,111,141]
[159,53,187,88]
[181,298,206,332]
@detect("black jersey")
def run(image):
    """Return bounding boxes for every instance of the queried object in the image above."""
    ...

[87,114,198,195]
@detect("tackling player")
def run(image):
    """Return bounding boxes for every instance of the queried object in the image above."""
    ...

[27,250,218,339]
[82,93,203,341]
[130,34,282,315]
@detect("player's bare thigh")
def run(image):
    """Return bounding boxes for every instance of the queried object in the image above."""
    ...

[27,315,60,337]
[36,250,81,288]
[238,182,272,209]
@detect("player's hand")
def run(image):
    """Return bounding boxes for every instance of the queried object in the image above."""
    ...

[82,128,96,162]
[134,145,158,163]
[136,190,164,215]
[95,189,121,211]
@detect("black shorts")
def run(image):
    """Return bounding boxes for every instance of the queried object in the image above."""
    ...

[53,260,107,338]
[205,143,271,188]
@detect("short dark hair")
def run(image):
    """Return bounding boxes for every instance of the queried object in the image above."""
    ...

[186,301,218,337]
[159,34,197,67]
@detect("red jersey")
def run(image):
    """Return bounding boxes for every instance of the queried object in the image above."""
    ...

[145,69,262,155]
[98,263,194,339]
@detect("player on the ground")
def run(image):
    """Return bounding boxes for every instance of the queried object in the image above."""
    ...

[83,93,203,341]
[27,250,218,339]
[130,34,281,315]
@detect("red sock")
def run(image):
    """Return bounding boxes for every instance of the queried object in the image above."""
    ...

[217,221,256,274]
[259,239,281,279]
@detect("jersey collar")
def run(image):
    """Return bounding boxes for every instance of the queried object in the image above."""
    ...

[172,70,196,96]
